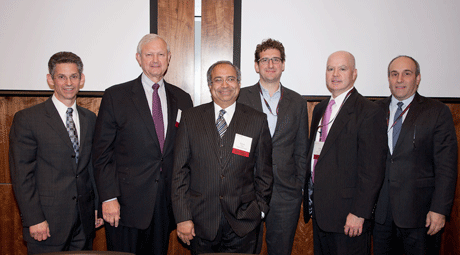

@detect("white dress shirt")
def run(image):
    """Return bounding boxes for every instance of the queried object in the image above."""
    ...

[388,94,415,154]
[52,94,80,143]
[141,73,168,138]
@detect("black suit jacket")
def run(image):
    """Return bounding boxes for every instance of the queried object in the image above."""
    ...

[92,75,193,229]
[238,84,308,200]
[9,97,97,245]
[171,102,273,241]
[374,93,458,228]
[303,89,387,233]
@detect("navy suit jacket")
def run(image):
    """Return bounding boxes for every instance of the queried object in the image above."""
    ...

[374,93,458,228]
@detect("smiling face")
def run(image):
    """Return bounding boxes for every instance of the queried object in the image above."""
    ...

[388,56,420,101]
[325,51,357,98]
[209,63,241,109]
[255,48,285,85]
[136,38,171,83]
[47,63,84,107]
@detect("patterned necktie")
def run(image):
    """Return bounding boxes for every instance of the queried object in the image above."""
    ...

[216,109,227,138]
[66,108,79,163]
[152,83,165,153]
[312,99,336,183]
[393,102,404,149]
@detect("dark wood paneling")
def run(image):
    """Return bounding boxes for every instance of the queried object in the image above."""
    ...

[158,0,195,101]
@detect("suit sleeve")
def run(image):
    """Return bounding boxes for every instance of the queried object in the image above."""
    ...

[294,98,309,187]
[9,111,46,227]
[171,111,193,224]
[430,104,458,216]
[352,105,387,219]
[255,116,274,214]
[92,91,121,202]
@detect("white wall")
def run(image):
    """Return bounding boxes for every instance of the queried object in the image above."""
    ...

[241,0,460,97]
[0,1,149,91]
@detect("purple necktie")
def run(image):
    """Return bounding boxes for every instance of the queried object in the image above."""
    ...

[313,99,335,182]
[152,83,165,153]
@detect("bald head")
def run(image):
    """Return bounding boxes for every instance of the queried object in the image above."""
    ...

[326,51,358,97]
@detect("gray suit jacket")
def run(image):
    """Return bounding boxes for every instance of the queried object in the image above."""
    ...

[238,84,308,200]
[9,97,97,245]
[374,93,458,228]
[172,102,273,240]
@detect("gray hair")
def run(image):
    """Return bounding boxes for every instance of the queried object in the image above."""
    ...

[388,55,420,77]
[137,34,170,54]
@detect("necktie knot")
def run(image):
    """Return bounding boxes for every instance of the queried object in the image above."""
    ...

[328,99,336,109]
[219,109,226,118]
[67,107,73,116]
[397,102,404,110]
[152,83,160,91]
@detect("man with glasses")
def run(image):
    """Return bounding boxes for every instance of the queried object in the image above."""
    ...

[172,61,273,254]
[238,38,308,255]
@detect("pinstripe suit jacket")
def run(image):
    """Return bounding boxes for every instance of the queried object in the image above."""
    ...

[172,102,273,240]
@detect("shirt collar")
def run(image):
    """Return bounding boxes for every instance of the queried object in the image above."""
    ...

[259,82,282,98]
[330,86,354,106]
[390,93,415,109]
[52,94,77,113]
[141,73,165,92]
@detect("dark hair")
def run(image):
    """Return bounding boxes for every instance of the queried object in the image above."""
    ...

[206,60,241,85]
[387,55,420,77]
[48,52,83,77]
[254,38,286,63]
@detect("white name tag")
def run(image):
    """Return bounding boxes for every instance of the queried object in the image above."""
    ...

[313,141,324,160]
[232,133,252,157]
[175,109,182,127]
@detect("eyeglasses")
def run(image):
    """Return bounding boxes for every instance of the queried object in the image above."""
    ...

[55,74,81,82]
[212,76,238,85]
[258,57,283,65]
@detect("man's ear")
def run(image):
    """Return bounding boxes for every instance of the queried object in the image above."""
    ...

[46,74,54,88]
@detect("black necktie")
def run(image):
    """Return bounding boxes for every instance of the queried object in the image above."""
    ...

[393,102,404,149]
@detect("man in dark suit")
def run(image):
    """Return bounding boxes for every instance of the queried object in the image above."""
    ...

[9,52,102,254]
[303,51,387,254]
[172,61,273,254]
[92,34,193,254]
[373,55,458,255]
[238,38,308,255]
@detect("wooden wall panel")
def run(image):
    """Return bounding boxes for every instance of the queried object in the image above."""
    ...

[157,0,195,101]
[200,0,234,104]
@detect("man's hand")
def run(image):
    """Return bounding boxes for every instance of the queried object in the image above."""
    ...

[344,213,364,237]
[177,220,195,245]
[426,211,446,235]
[29,220,50,241]
[102,199,121,227]
[95,210,104,228]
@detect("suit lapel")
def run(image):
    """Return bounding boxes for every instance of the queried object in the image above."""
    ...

[130,76,161,151]
[221,103,248,168]
[272,86,291,141]
[77,106,88,154]
[307,99,328,160]
[394,93,422,152]
[244,84,264,112]
[317,91,357,162]
[163,82,178,155]
[200,103,223,165]
[44,98,74,151]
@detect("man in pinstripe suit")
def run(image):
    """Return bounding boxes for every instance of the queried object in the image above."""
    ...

[172,61,273,254]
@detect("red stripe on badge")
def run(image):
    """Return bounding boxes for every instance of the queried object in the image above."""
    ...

[175,121,179,128]
[232,148,249,157]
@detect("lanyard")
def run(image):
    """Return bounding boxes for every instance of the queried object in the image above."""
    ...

[387,103,412,130]
[318,87,355,130]
[258,83,283,116]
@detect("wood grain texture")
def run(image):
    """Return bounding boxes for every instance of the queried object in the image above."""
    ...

[158,0,195,101]
[200,0,234,104]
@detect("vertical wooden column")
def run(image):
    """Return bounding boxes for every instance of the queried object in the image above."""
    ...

[157,0,195,100]
[200,0,234,104]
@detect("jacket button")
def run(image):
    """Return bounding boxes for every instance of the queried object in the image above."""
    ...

[221,174,225,179]
[71,155,76,158]
[220,196,223,199]
[72,196,77,201]
[161,158,164,162]
[155,179,159,183]
[76,175,79,178]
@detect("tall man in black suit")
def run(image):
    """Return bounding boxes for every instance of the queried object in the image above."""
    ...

[92,34,193,254]
[9,52,103,254]
[373,56,458,255]
[172,61,273,254]
[238,38,308,255]
[303,51,387,254]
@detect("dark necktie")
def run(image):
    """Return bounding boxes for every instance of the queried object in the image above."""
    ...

[393,102,404,149]
[66,108,79,163]
[216,109,227,138]
[152,83,165,153]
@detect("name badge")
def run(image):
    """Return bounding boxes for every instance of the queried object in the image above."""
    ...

[313,141,324,160]
[175,109,182,127]
[232,134,252,157]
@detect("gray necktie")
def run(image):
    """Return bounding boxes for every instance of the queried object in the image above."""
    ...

[66,108,79,163]
[392,102,404,149]
[216,109,227,138]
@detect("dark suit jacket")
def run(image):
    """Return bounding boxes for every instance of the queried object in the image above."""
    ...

[374,93,458,228]
[303,88,387,233]
[9,97,97,245]
[92,75,193,230]
[238,84,308,200]
[171,102,273,241]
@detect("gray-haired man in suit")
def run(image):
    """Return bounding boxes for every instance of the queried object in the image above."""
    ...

[172,60,273,254]
[9,52,103,254]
